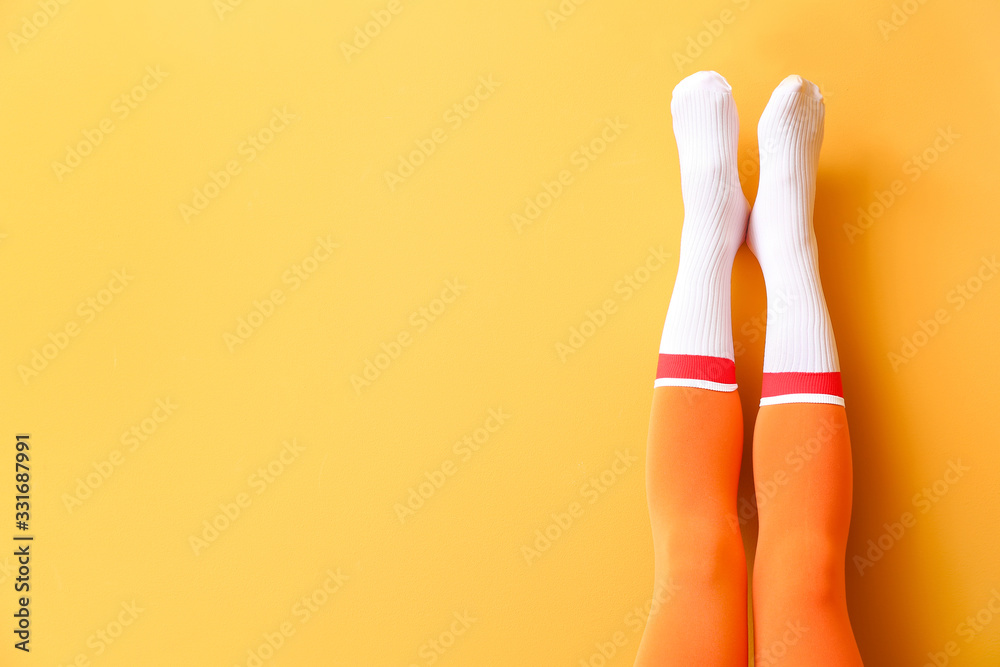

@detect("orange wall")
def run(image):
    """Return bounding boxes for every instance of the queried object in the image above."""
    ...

[2,0,998,665]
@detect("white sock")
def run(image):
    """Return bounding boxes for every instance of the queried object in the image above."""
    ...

[747,75,843,407]
[656,71,749,393]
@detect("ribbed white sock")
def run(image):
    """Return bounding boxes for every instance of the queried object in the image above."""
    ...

[656,71,749,393]
[747,75,843,406]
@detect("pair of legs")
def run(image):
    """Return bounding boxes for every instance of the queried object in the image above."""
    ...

[634,73,863,665]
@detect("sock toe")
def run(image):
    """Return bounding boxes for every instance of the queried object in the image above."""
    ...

[672,70,733,97]
[772,74,823,100]
[756,75,825,157]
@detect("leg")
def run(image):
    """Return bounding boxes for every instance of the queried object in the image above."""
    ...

[635,71,749,667]
[747,75,863,666]
[752,404,860,666]
[636,387,747,665]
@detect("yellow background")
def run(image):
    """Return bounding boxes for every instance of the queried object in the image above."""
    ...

[1,0,999,664]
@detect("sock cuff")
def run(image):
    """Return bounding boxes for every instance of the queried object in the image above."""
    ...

[655,353,737,392]
[759,371,844,406]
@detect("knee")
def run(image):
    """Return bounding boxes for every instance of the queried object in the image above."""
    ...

[653,516,745,586]
[754,534,846,608]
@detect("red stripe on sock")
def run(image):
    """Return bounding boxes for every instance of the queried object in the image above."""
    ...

[761,372,843,397]
[657,354,736,384]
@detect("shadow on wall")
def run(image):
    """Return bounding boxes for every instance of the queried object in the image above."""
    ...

[731,243,765,663]
[814,163,963,665]
[724,157,963,664]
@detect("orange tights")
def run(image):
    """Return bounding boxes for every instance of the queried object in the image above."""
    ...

[634,389,863,666]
